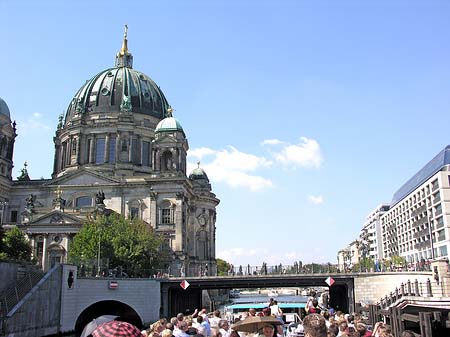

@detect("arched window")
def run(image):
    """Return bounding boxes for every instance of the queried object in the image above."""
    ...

[161,151,173,171]
[76,196,92,208]
[158,200,174,225]
[196,230,208,260]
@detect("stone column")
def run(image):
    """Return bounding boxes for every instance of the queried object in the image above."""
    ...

[139,138,144,165]
[128,134,133,163]
[116,132,121,163]
[42,234,48,271]
[104,134,110,163]
[89,136,95,163]
[76,135,81,164]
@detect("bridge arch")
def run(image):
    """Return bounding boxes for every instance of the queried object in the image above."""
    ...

[74,300,143,336]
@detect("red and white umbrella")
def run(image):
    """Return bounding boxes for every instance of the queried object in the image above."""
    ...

[92,320,144,337]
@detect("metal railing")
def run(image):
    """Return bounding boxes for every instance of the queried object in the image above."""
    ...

[0,268,44,316]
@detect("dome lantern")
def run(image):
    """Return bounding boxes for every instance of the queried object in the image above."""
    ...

[115,24,133,68]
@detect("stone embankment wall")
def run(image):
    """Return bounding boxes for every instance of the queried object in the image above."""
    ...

[354,272,433,305]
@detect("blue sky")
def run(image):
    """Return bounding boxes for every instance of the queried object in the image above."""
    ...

[2,0,450,267]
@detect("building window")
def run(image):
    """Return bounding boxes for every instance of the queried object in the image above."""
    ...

[439,245,448,257]
[121,138,128,152]
[437,229,446,242]
[130,207,139,219]
[132,138,138,164]
[142,141,150,166]
[76,196,92,208]
[162,209,172,224]
[109,137,116,164]
[36,240,44,260]
[162,151,173,171]
[431,179,439,191]
[95,138,105,164]
[435,204,442,217]
[71,139,77,155]
[10,210,17,223]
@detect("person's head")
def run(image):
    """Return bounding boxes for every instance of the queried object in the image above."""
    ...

[400,330,415,337]
[177,313,185,323]
[219,320,229,330]
[312,299,319,307]
[179,321,189,332]
[273,300,278,305]
[347,315,354,324]
[356,323,366,337]
[170,317,178,326]
[262,324,275,337]
[166,323,174,331]
[249,308,256,316]
[323,312,330,320]
[339,321,348,332]
[328,324,338,337]
[303,313,327,337]
[214,310,221,318]
[162,329,173,337]
[262,308,271,316]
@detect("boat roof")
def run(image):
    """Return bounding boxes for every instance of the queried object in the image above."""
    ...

[226,302,305,310]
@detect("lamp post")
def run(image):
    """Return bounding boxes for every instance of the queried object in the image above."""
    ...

[97,227,101,277]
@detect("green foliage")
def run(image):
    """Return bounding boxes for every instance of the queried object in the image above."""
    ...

[391,255,406,266]
[216,258,230,276]
[353,257,374,272]
[1,226,32,261]
[68,214,164,277]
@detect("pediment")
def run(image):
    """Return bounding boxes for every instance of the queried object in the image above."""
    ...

[29,210,83,226]
[45,169,119,186]
[154,134,178,144]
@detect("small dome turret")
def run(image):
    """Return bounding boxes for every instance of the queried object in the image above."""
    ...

[189,163,209,182]
[155,107,184,135]
[0,97,10,118]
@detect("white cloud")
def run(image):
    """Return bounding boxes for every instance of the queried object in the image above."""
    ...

[308,195,323,204]
[188,146,274,191]
[261,139,284,145]
[264,137,323,169]
[187,137,323,191]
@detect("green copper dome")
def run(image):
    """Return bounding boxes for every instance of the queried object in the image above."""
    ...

[0,97,11,118]
[155,116,184,134]
[64,28,169,125]
[189,166,209,182]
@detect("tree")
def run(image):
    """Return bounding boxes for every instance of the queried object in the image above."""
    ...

[68,214,164,277]
[216,258,230,276]
[2,226,32,261]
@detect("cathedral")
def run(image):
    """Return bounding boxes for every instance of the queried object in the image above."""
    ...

[0,28,219,276]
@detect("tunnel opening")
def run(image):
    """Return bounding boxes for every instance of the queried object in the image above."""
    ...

[74,300,142,336]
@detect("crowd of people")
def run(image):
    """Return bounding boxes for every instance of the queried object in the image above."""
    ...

[138,304,417,337]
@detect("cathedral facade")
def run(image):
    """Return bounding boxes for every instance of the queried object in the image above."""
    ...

[0,29,219,276]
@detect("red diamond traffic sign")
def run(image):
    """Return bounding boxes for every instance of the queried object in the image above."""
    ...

[180,280,190,290]
[325,277,335,287]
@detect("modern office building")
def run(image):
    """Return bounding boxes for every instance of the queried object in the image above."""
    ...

[360,204,390,262]
[380,145,450,264]
[0,29,220,276]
